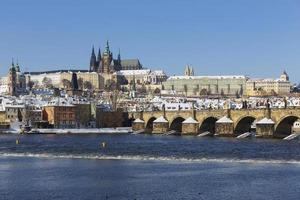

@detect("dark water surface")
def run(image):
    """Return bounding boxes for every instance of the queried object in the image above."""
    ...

[1,133,300,200]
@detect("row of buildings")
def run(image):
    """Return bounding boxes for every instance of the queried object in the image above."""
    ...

[162,65,291,97]
[0,41,168,95]
[0,95,130,129]
[0,41,293,97]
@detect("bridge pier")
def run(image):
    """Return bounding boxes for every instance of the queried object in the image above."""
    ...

[152,116,169,134]
[256,118,275,138]
[215,116,234,136]
[182,117,199,135]
[132,118,145,131]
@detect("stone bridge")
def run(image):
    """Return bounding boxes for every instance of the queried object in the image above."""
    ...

[130,108,300,138]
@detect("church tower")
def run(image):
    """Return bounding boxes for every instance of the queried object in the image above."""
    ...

[280,70,289,81]
[184,65,194,76]
[100,40,113,74]
[89,46,97,72]
[8,60,17,96]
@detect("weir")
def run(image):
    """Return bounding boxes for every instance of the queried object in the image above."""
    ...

[283,133,300,140]
[133,129,145,134]
[164,130,177,135]
[197,131,212,137]
[236,132,253,139]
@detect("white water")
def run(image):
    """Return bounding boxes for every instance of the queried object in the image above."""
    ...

[283,133,300,140]
[197,131,211,137]
[1,152,300,165]
[237,132,253,139]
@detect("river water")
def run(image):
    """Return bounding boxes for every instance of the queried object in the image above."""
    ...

[0,133,300,200]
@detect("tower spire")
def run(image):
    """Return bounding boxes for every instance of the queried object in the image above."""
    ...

[90,45,97,72]
[97,48,101,62]
[15,58,20,72]
[104,40,110,54]
[91,45,96,57]
[118,48,121,62]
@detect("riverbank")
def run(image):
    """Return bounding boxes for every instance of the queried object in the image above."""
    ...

[0,127,133,134]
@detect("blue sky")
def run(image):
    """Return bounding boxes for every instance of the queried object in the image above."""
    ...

[0,0,300,82]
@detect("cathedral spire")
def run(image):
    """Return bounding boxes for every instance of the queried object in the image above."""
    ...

[104,40,110,55]
[91,46,96,57]
[97,48,101,62]
[15,59,20,72]
[118,48,121,62]
[90,45,97,72]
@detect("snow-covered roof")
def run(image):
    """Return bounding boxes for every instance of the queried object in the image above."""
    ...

[115,69,151,76]
[134,118,144,123]
[182,117,198,124]
[256,117,275,124]
[150,70,166,76]
[45,97,75,107]
[168,75,246,80]
[216,116,233,123]
[247,78,290,83]
[153,116,168,123]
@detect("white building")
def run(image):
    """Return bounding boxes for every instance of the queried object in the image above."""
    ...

[0,77,9,94]
[115,69,167,85]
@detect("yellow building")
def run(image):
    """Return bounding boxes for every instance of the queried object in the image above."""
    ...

[0,110,10,129]
[60,71,104,90]
[25,70,104,90]
[246,71,291,97]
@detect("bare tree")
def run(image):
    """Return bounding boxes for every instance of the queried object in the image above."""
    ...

[28,81,35,90]
[78,78,83,90]
[42,77,53,88]
[61,79,72,89]
[83,81,93,90]
[184,84,188,96]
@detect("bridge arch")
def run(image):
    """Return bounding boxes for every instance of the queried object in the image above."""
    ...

[169,117,185,132]
[199,116,218,133]
[145,117,156,133]
[275,115,299,136]
[234,116,256,134]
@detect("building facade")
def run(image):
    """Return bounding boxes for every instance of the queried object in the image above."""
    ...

[162,75,247,96]
[42,99,76,128]
[25,70,104,90]
[0,61,26,96]
[245,71,291,96]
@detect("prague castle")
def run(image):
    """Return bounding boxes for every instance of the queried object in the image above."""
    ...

[89,40,142,73]
[0,40,166,95]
